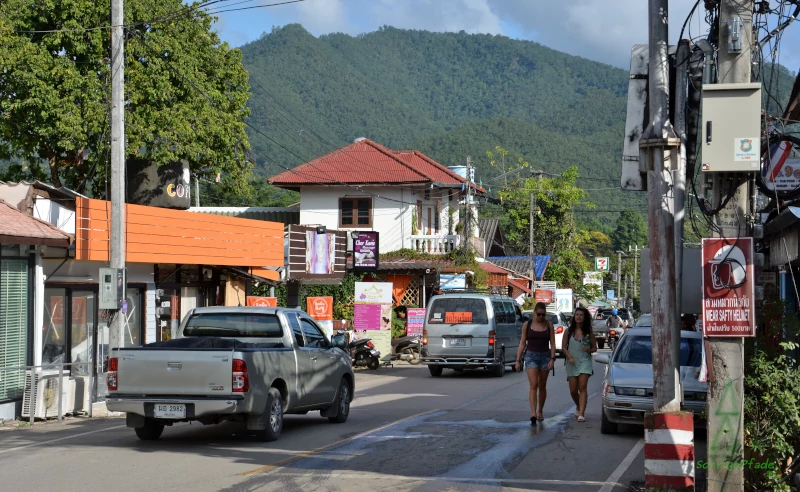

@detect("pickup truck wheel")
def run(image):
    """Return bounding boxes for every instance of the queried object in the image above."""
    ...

[328,378,351,423]
[428,365,443,377]
[134,419,164,441]
[257,388,283,442]
[600,408,618,435]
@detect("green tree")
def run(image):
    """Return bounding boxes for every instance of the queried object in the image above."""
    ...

[577,230,615,259]
[611,211,648,252]
[0,0,252,195]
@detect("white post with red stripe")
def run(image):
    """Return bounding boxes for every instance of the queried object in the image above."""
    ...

[644,412,695,490]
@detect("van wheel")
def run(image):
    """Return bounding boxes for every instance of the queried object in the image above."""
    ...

[428,365,443,377]
[491,350,506,377]
[601,409,618,434]
[134,418,164,441]
[257,388,283,442]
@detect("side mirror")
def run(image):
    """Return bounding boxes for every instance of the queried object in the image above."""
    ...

[594,354,610,364]
[331,334,347,350]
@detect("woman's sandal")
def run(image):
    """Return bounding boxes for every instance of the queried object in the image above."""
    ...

[530,416,537,425]
[577,416,586,422]
[536,413,544,421]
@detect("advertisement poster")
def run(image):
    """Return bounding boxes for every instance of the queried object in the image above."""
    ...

[761,139,800,191]
[353,231,379,270]
[307,296,334,338]
[354,281,393,362]
[354,304,381,330]
[439,273,466,290]
[534,290,553,304]
[246,296,277,307]
[701,237,755,337]
[406,308,426,336]
[555,289,573,314]
[583,271,603,287]
[305,230,336,274]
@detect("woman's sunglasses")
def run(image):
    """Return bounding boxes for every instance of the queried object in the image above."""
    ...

[535,312,546,317]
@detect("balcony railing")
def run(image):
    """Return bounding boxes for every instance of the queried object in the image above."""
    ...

[410,234,461,254]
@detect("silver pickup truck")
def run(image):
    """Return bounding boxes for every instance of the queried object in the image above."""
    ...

[106,307,354,442]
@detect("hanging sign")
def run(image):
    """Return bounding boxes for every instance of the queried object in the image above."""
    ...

[701,237,755,337]
[595,257,610,271]
[306,297,333,321]
[353,231,379,270]
[246,296,277,307]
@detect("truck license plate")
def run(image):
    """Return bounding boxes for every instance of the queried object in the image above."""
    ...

[154,404,186,419]
[450,338,465,346]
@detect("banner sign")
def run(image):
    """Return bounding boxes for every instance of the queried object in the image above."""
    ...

[406,308,426,336]
[534,290,553,303]
[439,273,466,290]
[354,282,393,305]
[595,257,610,271]
[701,237,755,337]
[583,271,603,287]
[306,296,333,321]
[246,296,277,307]
[353,231,379,270]
[354,282,393,362]
[555,289,573,313]
[607,290,615,300]
[306,231,336,274]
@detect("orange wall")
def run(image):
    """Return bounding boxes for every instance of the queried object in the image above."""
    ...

[75,198,283,280]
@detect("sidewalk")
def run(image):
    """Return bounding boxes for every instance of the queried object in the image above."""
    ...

[0,400,123,433]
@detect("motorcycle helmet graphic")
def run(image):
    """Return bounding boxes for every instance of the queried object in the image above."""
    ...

[709,243,747,290]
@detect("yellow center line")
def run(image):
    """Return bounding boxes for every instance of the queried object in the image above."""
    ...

[239,408,440,476]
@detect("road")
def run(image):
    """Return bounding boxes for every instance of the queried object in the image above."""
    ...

[0,352,706,491]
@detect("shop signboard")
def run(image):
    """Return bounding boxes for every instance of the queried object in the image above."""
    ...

[406,308,426,336]
[246,296,277,307]
[555,289,573,313]
[534,290,553,304]
[307,296,334,338]
[701,237,755,337]
[286,225,346,281]
[353,281,393,362]
[353,231,379,270]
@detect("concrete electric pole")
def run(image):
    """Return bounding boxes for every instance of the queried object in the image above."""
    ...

[109,0,127,354]
[706,1,753,490]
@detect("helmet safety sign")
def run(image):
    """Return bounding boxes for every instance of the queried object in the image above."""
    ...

[701,237,755,337]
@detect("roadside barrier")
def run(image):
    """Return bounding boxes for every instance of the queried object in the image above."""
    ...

[644,412,695,490]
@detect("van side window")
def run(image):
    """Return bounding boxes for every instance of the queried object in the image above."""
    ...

[503,302,516,323]
[492,302,506,323]
[513,303,523,321]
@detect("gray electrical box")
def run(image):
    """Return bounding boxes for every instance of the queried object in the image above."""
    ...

[99,267,126,310]
[700,83,762,172]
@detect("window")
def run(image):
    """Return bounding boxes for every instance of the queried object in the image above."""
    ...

[300,319,328,348]
[1,258,29,401]
[285,314,305,347]
[614,336,702,367]
[339,198,372,228]
[184,313,283,338]
[502,302,516,324]
[428,298,488,324]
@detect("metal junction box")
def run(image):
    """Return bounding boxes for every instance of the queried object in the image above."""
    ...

[99,267,126,310]
[701,83,762,172]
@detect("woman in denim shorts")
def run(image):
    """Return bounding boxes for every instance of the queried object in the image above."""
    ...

[514,302,556,424]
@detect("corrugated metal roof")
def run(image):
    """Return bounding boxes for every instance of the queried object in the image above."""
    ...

[488,256,550,281]
[189,207,299,225]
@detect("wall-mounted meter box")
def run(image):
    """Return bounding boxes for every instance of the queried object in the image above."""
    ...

[701,83,762,172]
[99,267,126,309]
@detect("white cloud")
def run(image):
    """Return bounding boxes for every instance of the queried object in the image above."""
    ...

[294,0,351,34]
[366,0,503,35]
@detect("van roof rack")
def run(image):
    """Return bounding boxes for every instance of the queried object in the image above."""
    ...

[436,288,509,297]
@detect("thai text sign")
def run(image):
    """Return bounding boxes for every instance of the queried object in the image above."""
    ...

[406,308,426,336]
[445,312,472,323]
[701,237,755,337]
[534,290,553,303]
[353,231,379,270]
[306,297,333,321]
[246,296,277,307]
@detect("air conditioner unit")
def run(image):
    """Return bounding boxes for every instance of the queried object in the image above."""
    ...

[22,371,76,419]
[71,376,90,413]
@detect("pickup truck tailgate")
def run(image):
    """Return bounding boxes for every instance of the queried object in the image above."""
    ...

[116,349,234,396]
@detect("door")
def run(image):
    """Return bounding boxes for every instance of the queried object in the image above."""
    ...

[284,313,316,407]
[510,302,524,359]
[299,317,338,404]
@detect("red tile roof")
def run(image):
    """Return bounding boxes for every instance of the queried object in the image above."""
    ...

[479,261,511,275]
[508,278,531,294]
[269,138,485,192]
[0,200,71,247]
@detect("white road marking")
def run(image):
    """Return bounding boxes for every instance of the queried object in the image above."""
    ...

[0,424,126,455]
[598,438,645,492]
[350,393,446,408]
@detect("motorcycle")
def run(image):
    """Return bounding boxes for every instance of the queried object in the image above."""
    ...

[391,335,421,364]
[350,337,381,370]
[608,329,620,351]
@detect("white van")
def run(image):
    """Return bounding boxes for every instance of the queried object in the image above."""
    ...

[421,293,524,377]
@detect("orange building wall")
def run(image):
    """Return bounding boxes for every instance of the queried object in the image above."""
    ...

[75,198,283,280]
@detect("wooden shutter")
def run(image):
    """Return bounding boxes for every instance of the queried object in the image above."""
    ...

[0,259,28,401]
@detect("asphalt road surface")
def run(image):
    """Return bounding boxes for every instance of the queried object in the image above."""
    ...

[0,352,706,491]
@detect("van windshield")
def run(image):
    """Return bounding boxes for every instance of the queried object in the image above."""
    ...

[428,298,488,324]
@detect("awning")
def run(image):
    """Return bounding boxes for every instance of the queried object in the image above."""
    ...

[218,266,279,285]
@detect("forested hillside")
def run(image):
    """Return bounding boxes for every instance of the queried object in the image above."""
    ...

[240,24,640,218]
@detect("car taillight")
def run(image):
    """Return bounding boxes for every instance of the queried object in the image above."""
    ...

[489,330,495,346]
[107,357,118,391]
[555,326,564,334]
[366,341,375,349]
[422,330,428,346]
[232,358,249,393]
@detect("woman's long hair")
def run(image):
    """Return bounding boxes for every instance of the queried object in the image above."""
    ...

[567,307,593,340]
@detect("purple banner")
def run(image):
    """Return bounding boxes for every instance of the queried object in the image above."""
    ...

[354,304,382,330]
[406,308,426,336]
[353,232,379,270]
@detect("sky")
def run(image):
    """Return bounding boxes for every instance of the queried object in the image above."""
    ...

[208,0,800,71]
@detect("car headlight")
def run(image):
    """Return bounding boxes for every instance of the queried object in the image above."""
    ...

[615,387,650,397]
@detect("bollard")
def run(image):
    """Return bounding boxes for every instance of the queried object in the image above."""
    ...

[644,412,695,490]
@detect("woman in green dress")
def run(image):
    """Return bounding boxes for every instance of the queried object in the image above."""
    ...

[564,307,596,422]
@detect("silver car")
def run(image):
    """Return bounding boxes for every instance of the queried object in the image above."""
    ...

[594,328,707,434]
[634,313,652,328]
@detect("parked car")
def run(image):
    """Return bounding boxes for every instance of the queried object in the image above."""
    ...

[421,293,523,377]
[594,328,707,434]
[634,313,652,328]
[106,307,354,442]
[523,309,569,356]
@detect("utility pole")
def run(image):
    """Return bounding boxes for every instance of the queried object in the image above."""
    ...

[675,39,690,330]
[707,2,752,490]
[195,176,200,207]
[529,171,542,284]
[109,0,127,354]
[465,155,472,258]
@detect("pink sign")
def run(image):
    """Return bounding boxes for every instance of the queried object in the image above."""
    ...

[354,304,381,330]
[406,308,426,336]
